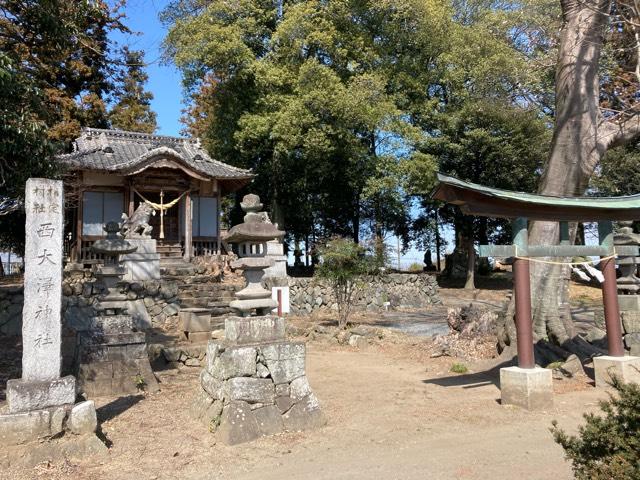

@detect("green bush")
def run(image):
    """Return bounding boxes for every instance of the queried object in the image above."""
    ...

[316,237,372,328]
[450,363,468,374]
[551,377,640,480]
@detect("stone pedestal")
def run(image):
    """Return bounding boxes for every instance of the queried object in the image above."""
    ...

[190,315,325,445]
[120,238,160,281]
[265,240,287,278]
[180,308,212,343]
[76,314,159,396]
[1,179,99,449]
[500,366,553,411]
[593,355,640,387]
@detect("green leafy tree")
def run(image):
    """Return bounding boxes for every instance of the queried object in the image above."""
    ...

[0,0,127,144]
[162,0,514,245]
[408,100,550,287]
[109,47,157,133]
[551,377,640,480]
[316,237,373,327]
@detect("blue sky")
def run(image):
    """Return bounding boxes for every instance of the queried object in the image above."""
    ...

[110,0,183,136]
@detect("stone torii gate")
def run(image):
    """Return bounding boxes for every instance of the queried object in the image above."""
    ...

[432,174,640,410]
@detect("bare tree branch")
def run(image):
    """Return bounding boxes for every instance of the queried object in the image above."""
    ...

[599,112,640,148]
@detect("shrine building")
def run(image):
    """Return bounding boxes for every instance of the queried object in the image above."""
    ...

[57,128,253,264]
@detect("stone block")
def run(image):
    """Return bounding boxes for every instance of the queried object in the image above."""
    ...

[275,383,290,397]
[617,296,640,312]
[275,396,293,414]
[226,377,275,404]
[179,309,211,333]
[621,311,640,334]
[187,332,211,343]
[218,401,261,445]
[7,376,76,414]
[121,252,161,281]
[261,342,305,384]
[225,316,285,345]
[68,401,97,435]
[201,370,224,400]
[212,347,257,379]
[593,355,640,387]
[256,363,270,378]
[290,376,312,400]
[499,366,553,411]
[282,394,326,431]
[50,406,68,436]
[0,410,52,446]
[253,405,284,436]
[189,388,214,421]
[624,333,640,348]
[205,341,222,373]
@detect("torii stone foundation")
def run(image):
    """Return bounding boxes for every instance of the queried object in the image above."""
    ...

[500,366,553,411]
[190,316,325,445]
[593,355,640,387]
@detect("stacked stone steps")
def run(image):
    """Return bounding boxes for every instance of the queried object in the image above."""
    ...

[156,243,183,259]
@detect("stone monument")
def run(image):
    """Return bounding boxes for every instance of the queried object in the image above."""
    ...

[119,203,161,281]
[75,222,159,396]
[614,222,640,357]
[191,194,325,445]
[0,179,100,449]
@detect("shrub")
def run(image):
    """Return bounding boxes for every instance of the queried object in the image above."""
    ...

[551,377,640,480]
[316,237,372,328]
[450,363,468,374]
[408,262,423,272]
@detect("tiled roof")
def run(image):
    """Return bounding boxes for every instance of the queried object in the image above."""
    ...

[57,128,253,181]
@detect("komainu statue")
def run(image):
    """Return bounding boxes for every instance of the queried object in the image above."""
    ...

[120,203,155,238]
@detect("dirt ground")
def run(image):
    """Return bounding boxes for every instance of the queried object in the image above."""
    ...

[2,333,606,480]
[1,276,610,480]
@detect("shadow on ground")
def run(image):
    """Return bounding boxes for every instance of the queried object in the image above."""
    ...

[423,356,518,390]
[97,394,145,423]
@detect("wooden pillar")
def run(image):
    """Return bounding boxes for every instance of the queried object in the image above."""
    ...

[128,181,135,216]
[74,187,84,263]
[512,217,535,369]
[598,220,624,357]
[184,191,192,261]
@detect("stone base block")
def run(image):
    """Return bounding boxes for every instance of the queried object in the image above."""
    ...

[0,400,97,447]
[500,366,553,411]
[7,376,76,414]
[184,331,211,343]
[593,355,640,387]
[225,316,285,345]
[618,296,640,312]
[0,409,56,446]
[121,253,160,281]
[180,308,212,333]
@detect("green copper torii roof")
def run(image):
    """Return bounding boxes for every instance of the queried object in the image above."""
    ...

[431,173,640,221]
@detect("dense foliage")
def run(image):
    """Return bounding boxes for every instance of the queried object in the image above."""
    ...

[315,237,373,327]
[109,47,158,133]
[551,377,640,480]
[0,1,156,253]
[161,0,541,254]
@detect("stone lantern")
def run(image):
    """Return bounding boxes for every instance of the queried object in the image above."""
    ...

[614,221,640,355]
[191,194,325,445]
[225,194,285,315]
[75,222,159,396]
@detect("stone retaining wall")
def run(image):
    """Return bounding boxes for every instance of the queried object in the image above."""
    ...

[289,273,439,314]
[0,269,183,337]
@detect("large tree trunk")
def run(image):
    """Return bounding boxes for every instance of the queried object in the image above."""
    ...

[503,0,610,349]
[464,236,476,289]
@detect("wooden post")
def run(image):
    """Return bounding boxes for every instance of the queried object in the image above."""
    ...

[184,191,192,261]
[128,182,135,216]
[512,217,535,369]
[74,188,84,263]
[159,189,165,240]
[598,220,624,357]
